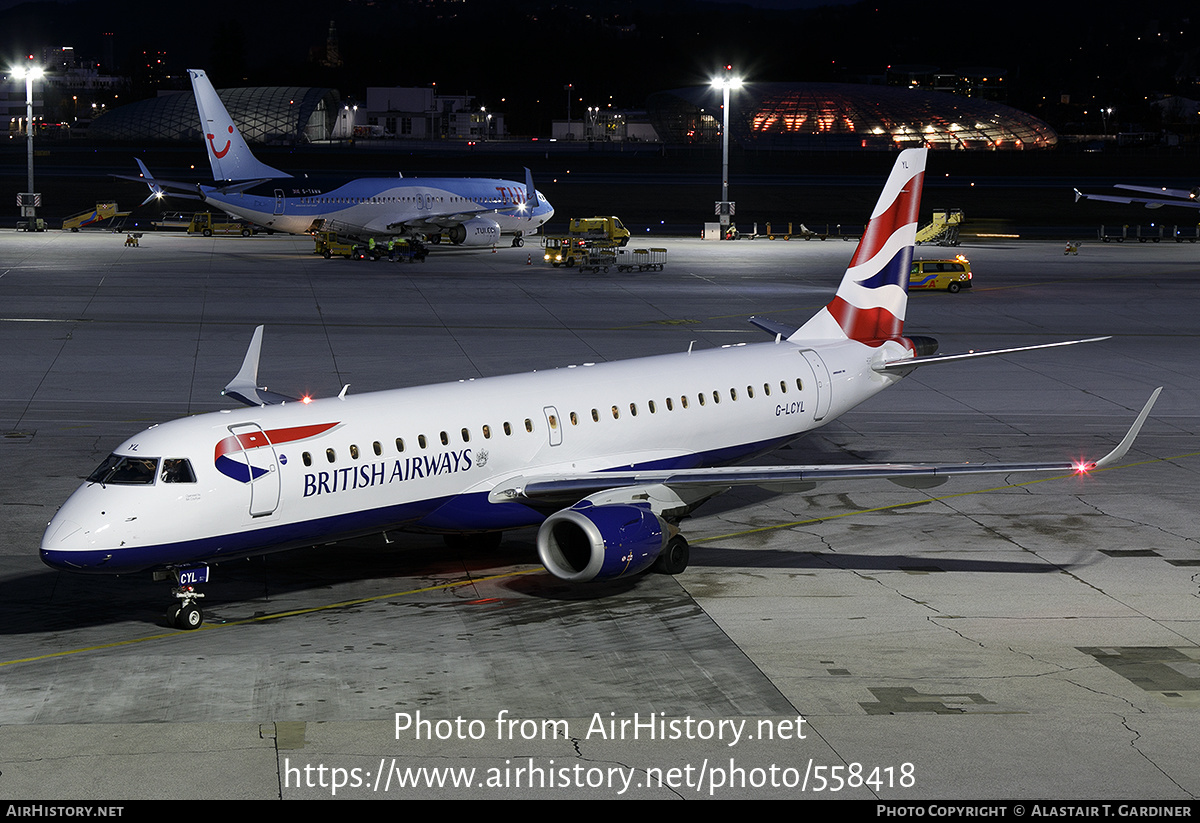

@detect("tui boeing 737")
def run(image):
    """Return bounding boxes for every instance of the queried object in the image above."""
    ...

[43,148,1160,630]
[131,69,554,246]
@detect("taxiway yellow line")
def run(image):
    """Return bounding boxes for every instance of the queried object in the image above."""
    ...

[690,452,1196,544]
[0,569,540,668]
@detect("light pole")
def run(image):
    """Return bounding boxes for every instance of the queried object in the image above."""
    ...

[711,65,741,237]
[12,62,43,226]
[564,83,573,140]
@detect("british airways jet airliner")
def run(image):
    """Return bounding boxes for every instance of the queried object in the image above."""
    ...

[43,149,1159,630]
[137,69,554,246]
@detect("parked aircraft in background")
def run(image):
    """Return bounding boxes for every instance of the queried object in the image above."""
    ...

[130,69,554,246]
[1074,184,1200,210]
[44,149,1159,630]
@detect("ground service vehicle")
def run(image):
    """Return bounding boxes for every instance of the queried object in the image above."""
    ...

[543,236,589,267]
[314,231,359,258]
[909,256,972,293]
[63,202,120,232]
[188,213,258,237]
[568,216,631,246]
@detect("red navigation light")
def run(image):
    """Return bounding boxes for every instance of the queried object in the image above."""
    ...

[302,395,313,405]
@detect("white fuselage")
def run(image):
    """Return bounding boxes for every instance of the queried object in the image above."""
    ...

[202,176,554,239]
[40,337,906,574]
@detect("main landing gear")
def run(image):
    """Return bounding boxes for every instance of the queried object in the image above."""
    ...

[654,534,690,576]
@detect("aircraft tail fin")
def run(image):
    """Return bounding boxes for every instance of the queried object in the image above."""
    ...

[524,167,540,211]
[189,69,289,183]
[791,148,926,344]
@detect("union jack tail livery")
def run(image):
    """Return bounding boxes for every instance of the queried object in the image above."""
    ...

[792,148,926,344]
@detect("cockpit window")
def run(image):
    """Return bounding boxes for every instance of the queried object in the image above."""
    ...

[87,454,159,485]
[161,458,197,483]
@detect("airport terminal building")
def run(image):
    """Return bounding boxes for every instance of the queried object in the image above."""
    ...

[86,86,339,144]
[647,82,1058,150]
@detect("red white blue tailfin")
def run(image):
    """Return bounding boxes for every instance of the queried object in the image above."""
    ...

[791,148,926,344]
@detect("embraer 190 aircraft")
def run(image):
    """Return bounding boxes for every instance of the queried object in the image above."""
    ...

[134,69,554,246]
[43,149,1160,630]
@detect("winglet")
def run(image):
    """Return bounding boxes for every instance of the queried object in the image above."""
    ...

[135,158,166,206]
[222,326,297,406]
[1093,388,1162,468]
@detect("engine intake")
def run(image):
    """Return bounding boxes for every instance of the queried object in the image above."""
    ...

[447,217,501,246]
[536,502,667,583]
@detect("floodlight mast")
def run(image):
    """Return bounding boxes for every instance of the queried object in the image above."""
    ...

[711,65,742,236]
[11,61,44,218]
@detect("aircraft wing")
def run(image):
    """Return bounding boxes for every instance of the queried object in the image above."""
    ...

[386,202,533,233]
[1075,186,1200,210]
[386,168,542,232]
[489,389,1161,514]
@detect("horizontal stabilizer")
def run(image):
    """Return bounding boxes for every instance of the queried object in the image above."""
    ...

[749,316,798,338]
[873,336,1111,373]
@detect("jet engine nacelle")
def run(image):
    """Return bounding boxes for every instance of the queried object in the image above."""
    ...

[536,501,667,583]
[447,217,501,246]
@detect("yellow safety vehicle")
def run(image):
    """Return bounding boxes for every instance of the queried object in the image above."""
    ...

[909,256,972,293]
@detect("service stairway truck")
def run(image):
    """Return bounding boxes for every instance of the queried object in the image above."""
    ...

[916,209,964,246]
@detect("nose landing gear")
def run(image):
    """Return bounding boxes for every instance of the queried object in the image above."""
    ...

[167,585,206,630]
[155,566,209,630]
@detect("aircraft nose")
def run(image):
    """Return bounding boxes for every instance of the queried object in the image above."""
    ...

[40,496,120,571]
[41,517,97,570]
